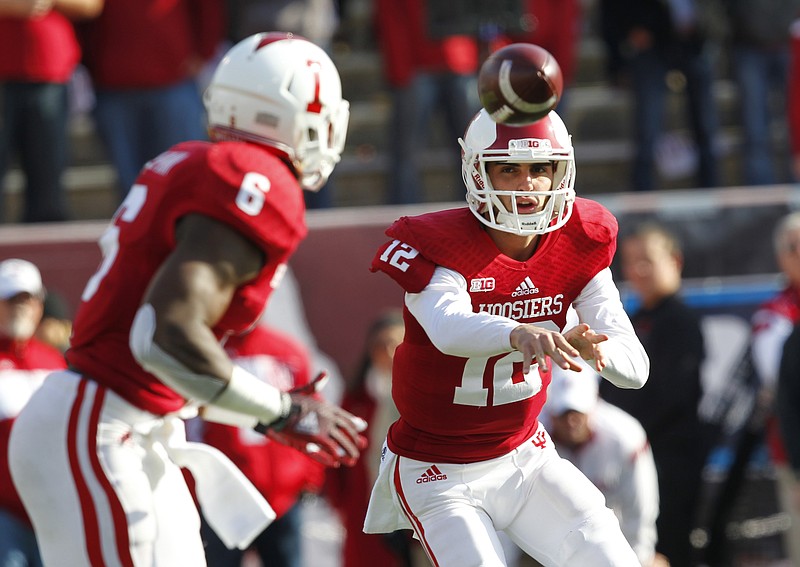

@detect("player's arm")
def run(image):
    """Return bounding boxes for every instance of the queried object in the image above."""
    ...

[570,267,649,388]
[405,266,587,373]
[374,239,588,372]
[130,213,365,466]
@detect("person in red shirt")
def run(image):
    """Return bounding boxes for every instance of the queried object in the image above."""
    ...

[197,324,326,567]
[0,0,103,222]
[790,19,800,182]
[326,310,423,567]
[0,259,66,566]
[8,33,365,567]
[77,0,226,202]
[363,109,650,566]
[374,0,481,205]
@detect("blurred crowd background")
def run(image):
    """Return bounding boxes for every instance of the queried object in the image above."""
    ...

[2,0,800,220]
[3,1,800,566]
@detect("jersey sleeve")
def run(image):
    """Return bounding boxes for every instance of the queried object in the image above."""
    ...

[404,266,518,357]
[573,268,649,389]
[175,142,307,256]
[572,198,618,270]
[370,238,437,293]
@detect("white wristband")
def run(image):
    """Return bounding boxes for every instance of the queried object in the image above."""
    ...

[210,365,291,425]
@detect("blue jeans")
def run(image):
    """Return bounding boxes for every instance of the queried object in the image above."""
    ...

[731,44,790,185]
[0,81,70,222]
[0,509,43,567]
[629,46,720,192]
[388,72,480,204]
[201,502,303,567]
[93,78,207,201]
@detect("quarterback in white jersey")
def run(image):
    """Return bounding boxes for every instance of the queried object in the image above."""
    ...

[364,110,650,566]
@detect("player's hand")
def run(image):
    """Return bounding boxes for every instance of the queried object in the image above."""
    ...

[510,324,582,374]
[287,370,329,396]
[563,323,609,372]
[257,393,367,468]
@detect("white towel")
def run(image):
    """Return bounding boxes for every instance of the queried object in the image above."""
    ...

[363,442,412,534]
[155,417,276,549]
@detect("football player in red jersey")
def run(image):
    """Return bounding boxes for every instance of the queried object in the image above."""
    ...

[363,109,650,566]
[8,33,366,567]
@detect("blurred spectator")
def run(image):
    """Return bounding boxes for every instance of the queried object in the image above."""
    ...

[503,0,583,115]
[375,0,481,204]
[789,19,800,181]
[598,0,720,192]
[0,259,66,565]
[0,0,103,223]
[34,290,72,353]
[544,363,662,567]
[224,0,340,210]
[226,0,338,51]
[77,0,225,201]
[194,324,325,567]
[725,0,800,186]
[325,310,422,567]
[600,222,708,566]
[777,321,800,563]
[748,211,800,565]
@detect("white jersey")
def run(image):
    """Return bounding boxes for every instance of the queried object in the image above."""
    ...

[545,400,659,566]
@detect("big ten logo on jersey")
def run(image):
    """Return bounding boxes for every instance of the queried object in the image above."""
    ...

[470,277,495,292]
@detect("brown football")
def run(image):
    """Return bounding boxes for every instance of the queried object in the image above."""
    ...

[478,43,564,126]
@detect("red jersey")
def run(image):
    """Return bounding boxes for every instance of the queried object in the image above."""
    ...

[0,337,66,524]
[374,0,479,87]
[0,12,81,82]
[67,141,307,415]
[77,0,224,88]
[371,199,617,463]
[790,25,800,160]
[326,386,406,567]
[200,325,324,518]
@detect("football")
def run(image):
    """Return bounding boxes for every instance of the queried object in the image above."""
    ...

[477,43,564,126]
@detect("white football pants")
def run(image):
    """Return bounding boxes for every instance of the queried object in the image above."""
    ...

[8,371,206,567]
[366,424,640,567]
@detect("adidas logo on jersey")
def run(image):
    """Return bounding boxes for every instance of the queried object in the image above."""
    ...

[511,276,539,297]
[417,465,447,484]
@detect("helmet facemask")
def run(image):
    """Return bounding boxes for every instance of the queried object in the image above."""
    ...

[293,97,349,191]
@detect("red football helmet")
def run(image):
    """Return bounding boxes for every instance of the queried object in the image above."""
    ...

[459,109,576,235]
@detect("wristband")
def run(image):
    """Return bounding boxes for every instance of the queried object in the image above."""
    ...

[263,403,301,432]
[210,365,291,425]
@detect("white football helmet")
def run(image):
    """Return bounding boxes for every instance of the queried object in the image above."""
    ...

[460,109,576,235]
[204,32,350,191]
